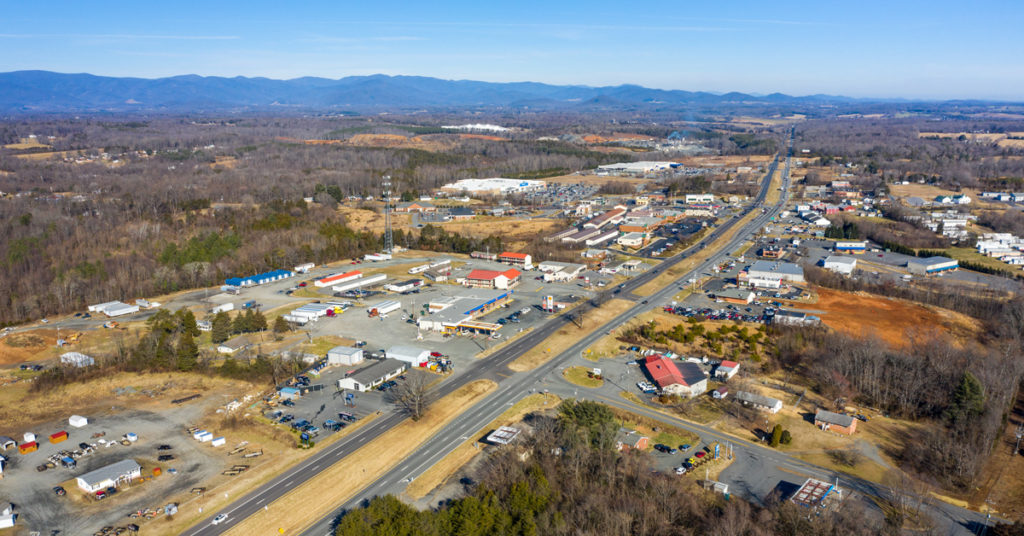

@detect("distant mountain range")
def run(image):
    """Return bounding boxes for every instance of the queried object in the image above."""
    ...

[0,70,978,115]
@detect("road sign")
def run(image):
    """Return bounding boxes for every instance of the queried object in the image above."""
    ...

[714,443,720,459]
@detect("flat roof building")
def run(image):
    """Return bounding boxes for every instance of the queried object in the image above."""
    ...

[907,256,958,275]
[823,255,857,275]
[747,260,805,283]
[327,346,364,366]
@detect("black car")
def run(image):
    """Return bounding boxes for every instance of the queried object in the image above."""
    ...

[53,486,66,496]
[157,444,173,450]
[653,444,670,453]
[79,442,90,450]
[158,454,175,461]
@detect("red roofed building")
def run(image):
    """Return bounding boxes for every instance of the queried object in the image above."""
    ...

[464,268,521,290]
[314,270,362,288]
[644,354,708,397]
[498,252,533,270]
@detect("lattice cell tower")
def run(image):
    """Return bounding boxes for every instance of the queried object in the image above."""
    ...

[382,175,393,254]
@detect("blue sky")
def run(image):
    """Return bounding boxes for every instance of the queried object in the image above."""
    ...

[2,0,1022,99]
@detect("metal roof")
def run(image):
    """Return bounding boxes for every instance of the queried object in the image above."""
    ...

[349,358,407,385]
[815,410,855,428]
[76,459,141,487]
[748,260,804,277]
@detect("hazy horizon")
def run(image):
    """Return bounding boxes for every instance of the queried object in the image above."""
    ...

[3,0,1023,101]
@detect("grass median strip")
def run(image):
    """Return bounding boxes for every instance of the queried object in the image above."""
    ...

[405,393,560,499]
[223,379,498,536]
[507,298,636,372]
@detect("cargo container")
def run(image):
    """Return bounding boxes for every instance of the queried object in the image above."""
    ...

[19,441,38,454]
[49,431,68,444]
[211,437,226,447]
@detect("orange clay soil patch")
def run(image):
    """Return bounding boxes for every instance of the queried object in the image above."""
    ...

[804,286,981,347]
[459,134,505,141]
[0,329,59,365]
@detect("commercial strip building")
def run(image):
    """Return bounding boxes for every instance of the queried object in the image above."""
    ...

[617,232,646,248]
[745,260,805,284]
[315,270,362,288]
[75,459,142,493]
[584,206,628,229]
[498,251,533,270]
[417,289,511,335]
[463,268,521,290]
[440,178,546,195]
[536,261,586,282]
[225,269,294,287]
[332,273,387,293]
[822,255,857,275]
[833,240,867,253]
[906,256,958,275]
[336,358,408,392]
[595,161,679,176]
[87,301,140,318]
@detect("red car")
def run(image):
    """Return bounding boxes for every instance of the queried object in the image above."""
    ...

[430,351,443,357]
[695,451,706,459]
[298,282,307,287]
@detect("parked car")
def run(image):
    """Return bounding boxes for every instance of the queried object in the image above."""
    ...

[157,444,173,450]
[653,444,671,453]
[695,451,706,459]
[53,486,66,496]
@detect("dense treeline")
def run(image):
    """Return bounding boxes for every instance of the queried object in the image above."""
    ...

[774,327,1022,489]
[336,400,885,536]
[795,118,1024,188]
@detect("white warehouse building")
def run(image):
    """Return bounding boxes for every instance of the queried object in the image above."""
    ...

[822,255,857,275]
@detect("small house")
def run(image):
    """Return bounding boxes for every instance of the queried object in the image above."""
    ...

[75,459,142,493]
[615,428,649,451]
[712,386,729,399]
[217,335,250,355]
[735,391,783,413]
[814,410,857,435]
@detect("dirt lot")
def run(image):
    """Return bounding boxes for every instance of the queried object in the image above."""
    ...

[338,206,411,233]
[801,286,981,348]
[223,379,497,536]
[0,372,279,535]
[0,329,59,365]
[542,173,647,187]
[678,154,773,168]
[439,217,561,249]
[508,299,636,372]
[970,385,1024,519]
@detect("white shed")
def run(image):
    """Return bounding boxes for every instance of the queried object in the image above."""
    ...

[69,415,89,428]
[327,346,364,366]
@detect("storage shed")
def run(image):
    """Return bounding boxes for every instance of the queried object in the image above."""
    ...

[75,459,142,493]
[278,387,301,400]
[327,346,364,366]
[68,415,88,428]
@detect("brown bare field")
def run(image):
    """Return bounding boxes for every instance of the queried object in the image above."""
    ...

[507,299,635,372]
[405,392,560,499]
[678,154,773,168]
[998,138,1024,149]
[209,155,237,169]
[0,329,59,365]
[458,133,505,141]
[0,371,260,431]
[343,133,452,151]
[583,133,655,144]
[439,217,561,249]
[13,149,78,160]
[338,206,411,232]
[222,379,497,536]
[804,286,981,347]
[4,139,51,150]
